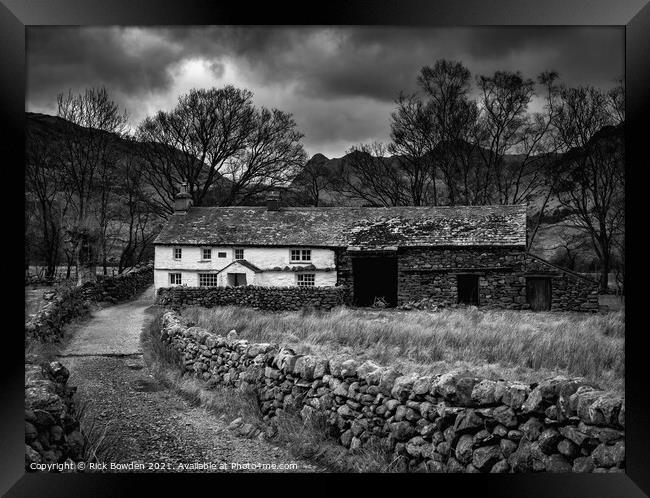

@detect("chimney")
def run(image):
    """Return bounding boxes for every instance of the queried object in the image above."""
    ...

[266,190,281,211]
[174,182,193,214]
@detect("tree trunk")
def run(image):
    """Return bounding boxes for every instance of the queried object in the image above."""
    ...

[600,253,610,293]
[75,231,97,286]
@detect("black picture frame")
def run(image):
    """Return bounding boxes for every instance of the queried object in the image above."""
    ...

[2,1,648,496]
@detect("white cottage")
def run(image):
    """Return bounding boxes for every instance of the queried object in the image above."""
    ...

[153,186,339,293]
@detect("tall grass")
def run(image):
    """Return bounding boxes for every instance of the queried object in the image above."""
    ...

[184,306,624,392]
[76,398,125,464]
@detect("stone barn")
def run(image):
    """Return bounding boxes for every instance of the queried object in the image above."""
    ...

[153,187,599,312]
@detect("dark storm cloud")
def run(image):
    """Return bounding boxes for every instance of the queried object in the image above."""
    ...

[26,26,623,157]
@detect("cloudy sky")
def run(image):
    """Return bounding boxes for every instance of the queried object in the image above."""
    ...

[26,26,623,159]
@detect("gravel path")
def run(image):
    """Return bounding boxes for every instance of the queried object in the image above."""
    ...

[59,287,320,473]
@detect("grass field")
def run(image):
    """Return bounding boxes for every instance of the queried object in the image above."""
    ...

[182,306,625,393]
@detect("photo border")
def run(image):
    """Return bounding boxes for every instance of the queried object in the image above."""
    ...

[2,0,648,495]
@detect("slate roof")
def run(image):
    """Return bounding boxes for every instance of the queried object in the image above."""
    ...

[154,205,527,248]
[220,259,262,273]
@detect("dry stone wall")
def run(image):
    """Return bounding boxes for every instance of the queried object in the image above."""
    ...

[25,263,154,342]
[155,285,350,311]
[398,248,599,312]
[79,263,153,303]
[25,356,84,470]
[158,311,625,473]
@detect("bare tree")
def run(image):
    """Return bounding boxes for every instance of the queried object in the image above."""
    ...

[473,70,541,204]
[112,150,163,272]
[415,60,481,205]
[389,93,439,205]
[136,86,306,212]
[25,126,68,278]
[331,142,410,207]
[56,87,128,285]
[550,84,624,291]
[217,107,307,205]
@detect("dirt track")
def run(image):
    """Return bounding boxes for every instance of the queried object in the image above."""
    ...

[59,286,318,473]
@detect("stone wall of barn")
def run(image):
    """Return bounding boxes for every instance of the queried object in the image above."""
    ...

[155,285,350,311]
[157,311,625,473]
[395,248,599,312]
[523,255,600,312]
[397,247,526,308]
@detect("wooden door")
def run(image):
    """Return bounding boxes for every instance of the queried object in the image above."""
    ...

[526,277,551,311]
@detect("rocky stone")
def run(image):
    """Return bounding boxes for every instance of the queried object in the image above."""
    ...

[492,424,508,438]
[559,426,599,450]
[390,421,416,441]
[592,441,625,468]
[586,394,623,426]
[519,417,544,441]
[500,438,518,458]
[492,405,518,428]
[537,428,562,455]
[413,375,434,395]
[356,360,382,382]
[453,409,484,434]
[379,367,402,395]
[557,438,580,459]
[455,434,475,464]
[340,359,359,378]
[577,423,624,444]
[471,379,498,406]
[472,445,502,471]
[502,383,531,410]
[25,422,38,442]
[447,457,466,473]
[391,373,420,401]
[490,459,510,473]
[573,456,595,473]
[545,454,572,473]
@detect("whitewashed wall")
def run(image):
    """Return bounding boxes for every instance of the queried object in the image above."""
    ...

[154,245,337,292]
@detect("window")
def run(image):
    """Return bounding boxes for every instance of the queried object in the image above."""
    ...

[234,249,244,260]
[169,273,182,285]
[457,274,480,305]
[297,273,315,287]
[198,273,219,287]
[290,249,311,262]
[227,273,247,287]
[173,247,182,260]
[218,251,227,258]
[202,248,212,260]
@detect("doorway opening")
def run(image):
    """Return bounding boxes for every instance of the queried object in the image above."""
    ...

[526,277,552,311]
[227,273,247,287]
[352,257,397,307]
[457,274,480,305]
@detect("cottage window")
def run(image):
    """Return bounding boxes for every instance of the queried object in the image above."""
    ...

[234,249,244,260]
[202,248,212,260]
[198,273,219,287]
[218,251,227,258]
[297,273,315,287]
[291,249,311,262]
[169,273,182,285]
[173,247,182,260]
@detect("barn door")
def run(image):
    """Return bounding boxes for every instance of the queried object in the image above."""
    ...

[526,277,551,311]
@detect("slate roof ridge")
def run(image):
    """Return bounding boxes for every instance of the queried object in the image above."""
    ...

[155,203,528,247]
[220,259,262,273]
